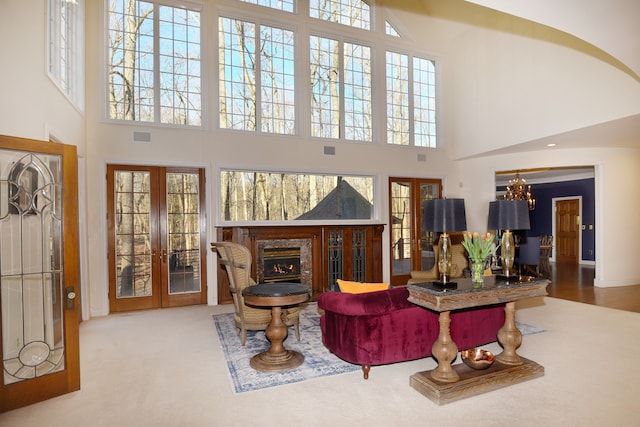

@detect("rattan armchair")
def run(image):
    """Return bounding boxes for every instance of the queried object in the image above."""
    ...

[211,242,301,346]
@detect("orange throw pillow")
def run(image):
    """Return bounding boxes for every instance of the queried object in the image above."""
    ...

[337,279,389,294]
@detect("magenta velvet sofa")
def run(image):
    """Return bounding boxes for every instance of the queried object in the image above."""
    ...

[317,286,505,379]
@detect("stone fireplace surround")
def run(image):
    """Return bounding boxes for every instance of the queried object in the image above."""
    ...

[256,238,312,288]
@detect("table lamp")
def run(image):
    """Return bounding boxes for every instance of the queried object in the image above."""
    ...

[487,200,530,280]
[422,198,467,286]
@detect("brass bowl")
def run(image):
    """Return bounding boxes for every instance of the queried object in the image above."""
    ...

[461,348,495,370]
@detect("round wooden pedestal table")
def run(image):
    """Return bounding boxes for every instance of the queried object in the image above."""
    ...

[242,282,310,373]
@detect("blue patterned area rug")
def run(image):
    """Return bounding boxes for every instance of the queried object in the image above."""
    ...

[516,321,546,336]
[212,303,359,393]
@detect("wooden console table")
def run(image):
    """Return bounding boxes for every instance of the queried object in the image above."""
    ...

[407,276,549,405]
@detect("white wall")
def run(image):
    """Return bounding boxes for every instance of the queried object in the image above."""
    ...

[0,1,86,149]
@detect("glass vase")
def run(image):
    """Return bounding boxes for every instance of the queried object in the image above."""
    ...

[470,259,485,287]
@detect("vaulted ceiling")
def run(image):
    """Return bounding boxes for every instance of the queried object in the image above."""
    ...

[451,0,640,154]
[465,0,640,80]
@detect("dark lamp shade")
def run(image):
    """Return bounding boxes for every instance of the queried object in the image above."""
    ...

[422,198,467,232]
[487,200,531,231]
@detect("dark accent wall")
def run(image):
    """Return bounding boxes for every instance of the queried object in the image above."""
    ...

[497,178,595,261]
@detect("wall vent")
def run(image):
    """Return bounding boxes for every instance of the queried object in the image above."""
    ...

[133,131,151,143]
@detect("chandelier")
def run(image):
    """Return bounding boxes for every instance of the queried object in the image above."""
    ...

[504,172,536,210]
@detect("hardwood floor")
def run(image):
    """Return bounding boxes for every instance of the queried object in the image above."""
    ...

[545,261,640,313]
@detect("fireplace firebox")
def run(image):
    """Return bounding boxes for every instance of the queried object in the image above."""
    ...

[262,247,301,283]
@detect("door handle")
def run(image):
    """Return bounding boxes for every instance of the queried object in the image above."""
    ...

[65,286,76,310]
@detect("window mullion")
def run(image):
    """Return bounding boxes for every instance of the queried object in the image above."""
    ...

[407,55,415,147]
[296,23,308,138]
[255,23,262,132]
[338,39,345,140]
[64,4,73,93]
[153,3,161,124]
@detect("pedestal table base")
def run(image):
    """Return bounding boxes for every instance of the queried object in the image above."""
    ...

[410,357,544,405]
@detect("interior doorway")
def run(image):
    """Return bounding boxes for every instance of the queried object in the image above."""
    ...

[554,197,581,264]
[107,165,207,312]
[495,166,595,265]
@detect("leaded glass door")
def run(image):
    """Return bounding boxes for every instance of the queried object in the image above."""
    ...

[107,165,206,312]
[0,135,80,412]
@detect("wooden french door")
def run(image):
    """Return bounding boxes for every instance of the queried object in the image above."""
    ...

[0,135,80,412]
[389,178,442,286]
[556,198,580,263]
[107,165,207,312]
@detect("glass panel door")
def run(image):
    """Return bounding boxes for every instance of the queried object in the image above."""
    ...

[161,169,206,307]
[108,166,159,311]
[390,180,412,279]
[419,181,440,270]
[107,165,206,312]
[389,177,441,286]
[0,136,80,412]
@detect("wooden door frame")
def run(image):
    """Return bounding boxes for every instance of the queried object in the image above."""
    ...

[552,196,582,263]
[107,165,162,312]
[107,165,207,312]
[388,177,442,286]
[159,167,208,307]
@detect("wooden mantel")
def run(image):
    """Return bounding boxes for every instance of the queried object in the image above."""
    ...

[215,224,384,304]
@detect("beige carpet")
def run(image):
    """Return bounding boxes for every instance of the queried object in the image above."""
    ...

[1,296,638,426]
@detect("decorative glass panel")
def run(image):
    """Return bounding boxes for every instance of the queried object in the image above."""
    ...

[352,228,366,281]
[1,152,65,385]
[328,229,343,291]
